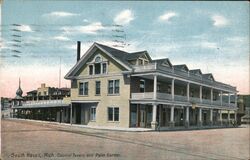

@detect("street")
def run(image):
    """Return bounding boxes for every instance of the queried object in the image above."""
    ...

[1,119,249,160]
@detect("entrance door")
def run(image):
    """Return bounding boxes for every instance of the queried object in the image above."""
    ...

[162,107,166,126]
[203,112,207,125]
[76,105,81,124]
[140,108,146,127]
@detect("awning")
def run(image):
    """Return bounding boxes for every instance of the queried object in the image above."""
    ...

[12,103,70,109]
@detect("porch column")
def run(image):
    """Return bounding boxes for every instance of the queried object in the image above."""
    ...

[234,110,237,126]
[219,110,223,126]
[187,83,190,101]
[159,105,162,127]
[209,109,213,126]
[151,104,158,130]
[153,75,157,100]
[199,86,202,103]
[136,104,140,127]
[210,88,213,104]
[198,108,202,127]
[70,103,72,125]
[171,79,175,100]
[228,93,231,106]
[234,93,237,108]
[185,107,189,128]
[169,106,175,128]
[220,91,223,106]
[227,110,230,126]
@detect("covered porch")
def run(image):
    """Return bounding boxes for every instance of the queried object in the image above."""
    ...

[12,105,70,123]
[129,102,237,130]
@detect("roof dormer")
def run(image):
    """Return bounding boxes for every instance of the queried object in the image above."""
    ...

[190,69,202,77]
[174,64,189,72]
[203,73,215,81]
[152,58,172,68]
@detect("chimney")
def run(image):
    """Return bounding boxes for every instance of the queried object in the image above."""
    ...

[77,41,81,62]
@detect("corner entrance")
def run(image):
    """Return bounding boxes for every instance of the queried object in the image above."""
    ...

[130,104,152,128]
[71,102,98,125]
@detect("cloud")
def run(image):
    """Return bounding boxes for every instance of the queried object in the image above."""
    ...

[43,11,79,18]
[211,15,229,27]
[158,11,177,22]
[200,41,218,49]
[83,19,89,23]
[226,36,247,43]
[114,9,134,25]
[64,44,76,50]
[53,35,70,41]
[17,25,33,32]
[61,22,105,35]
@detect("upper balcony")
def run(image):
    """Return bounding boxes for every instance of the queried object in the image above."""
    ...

[131,92,236,108]
[131,63,236,92]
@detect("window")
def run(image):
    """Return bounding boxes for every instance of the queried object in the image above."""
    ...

[90,107,96,121]
[138,59,143,65]
[108,80,114,94]
[108,107,119,121]
[44,91,47,95]
[139,80,145,93]
[79,82,88,95]
[114,80,119,94]
[95,63,101,74]
[108,80,119,94]
[108,108,113,121]
[88,56,108,75]
[95,56,101,63]
[89,65,93,75]
[102,63,107,74]
[95,81,101,95]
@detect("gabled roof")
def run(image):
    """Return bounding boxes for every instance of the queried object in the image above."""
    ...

[65,42,133,79]
[126,51,152,61]
[202,73,215,81]
[27,90,37,94]
[152,58,172,68]
[190,69,202,75]
[173,64,189,72]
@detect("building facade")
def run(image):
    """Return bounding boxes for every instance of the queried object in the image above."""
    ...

[64,42,238,130]
[12,83,71,123]
[238,95,250,124]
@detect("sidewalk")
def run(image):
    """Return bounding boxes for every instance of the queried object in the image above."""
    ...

[5,118,153,132]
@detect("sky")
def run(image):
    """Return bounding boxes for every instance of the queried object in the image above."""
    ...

[0,1,249,98]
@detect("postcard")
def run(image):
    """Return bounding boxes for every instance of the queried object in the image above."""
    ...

[1,1,249,160]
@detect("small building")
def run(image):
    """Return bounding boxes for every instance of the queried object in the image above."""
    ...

[12,83,71,123]
[1,97,12,110]
[238,95,250,124]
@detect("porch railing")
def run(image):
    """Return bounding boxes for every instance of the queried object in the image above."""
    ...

[190,97,200,103]
[202,99,211,104]
[131,92,172,100]
[174,95,188,102]
[157,93,172,100]
[132,63,156,72]
[212,100,221,106]
[131,92,154,99]
[131,92,235,108]
[22,100,63,106]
